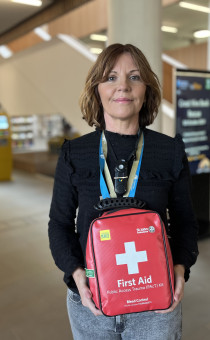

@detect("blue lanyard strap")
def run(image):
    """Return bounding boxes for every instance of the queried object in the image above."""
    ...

[99,136,110,198]
[99,130,144,199]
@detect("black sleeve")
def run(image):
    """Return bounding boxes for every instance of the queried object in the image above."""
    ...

[48,140,84,286]
[168,135,199,281]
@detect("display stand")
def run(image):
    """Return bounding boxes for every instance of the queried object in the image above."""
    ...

[0,112,12,180]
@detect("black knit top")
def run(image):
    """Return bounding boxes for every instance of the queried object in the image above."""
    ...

[48,128,199,291]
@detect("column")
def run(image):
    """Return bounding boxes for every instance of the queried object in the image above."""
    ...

[108,0,162,132]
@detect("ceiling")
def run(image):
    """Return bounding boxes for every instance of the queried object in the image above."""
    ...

[0,0,210,51]
[0,0,55,36]
[162,0,210,50]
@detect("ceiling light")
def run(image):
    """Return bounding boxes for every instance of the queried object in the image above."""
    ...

[34,27,51,41]
[193,30,210,38]
[179,2,210,14]
[90,34,108,42]
[90,48,103,54]
[11,0,42,6]
[161,26,178,33]
[0,45,13,59]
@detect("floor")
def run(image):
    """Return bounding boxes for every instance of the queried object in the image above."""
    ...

[0,171,72,340]
[0,170,209,340]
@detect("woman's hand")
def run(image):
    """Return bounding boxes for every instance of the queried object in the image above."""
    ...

[72,267,103,316]
[155,264,185,314]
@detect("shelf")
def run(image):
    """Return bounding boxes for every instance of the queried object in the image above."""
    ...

[10,116,34,124]
[10,113,64,153]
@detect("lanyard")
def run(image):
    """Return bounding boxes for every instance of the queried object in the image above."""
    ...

[99,130,144,199]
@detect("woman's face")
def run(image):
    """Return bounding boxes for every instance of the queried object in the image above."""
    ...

[98,53,146,128]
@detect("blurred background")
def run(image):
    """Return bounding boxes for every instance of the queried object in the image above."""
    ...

[0,1,210,339]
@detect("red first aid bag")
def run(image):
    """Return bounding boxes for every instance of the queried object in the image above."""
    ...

[86,208,174,316]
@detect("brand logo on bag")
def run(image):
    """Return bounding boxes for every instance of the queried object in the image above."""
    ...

[127,297,149,304]
[116,241,148,275]
[136,226,155,234]
[100,229,111,241]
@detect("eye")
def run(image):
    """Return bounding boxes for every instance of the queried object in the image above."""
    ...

[130,75,141,81]
[107,75,116,82]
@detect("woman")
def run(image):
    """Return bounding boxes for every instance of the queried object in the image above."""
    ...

[48,43,199,339]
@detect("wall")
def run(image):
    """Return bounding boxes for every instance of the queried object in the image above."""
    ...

[165,42,207,70]
[162,0,179,5]
[0,37,182,139]
[0,37,94,136]
[162,61,173,103]
[48,0,107,38]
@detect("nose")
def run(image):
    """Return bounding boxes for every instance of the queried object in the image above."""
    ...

[117,77,130,92]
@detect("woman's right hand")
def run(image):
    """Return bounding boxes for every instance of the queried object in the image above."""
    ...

[72,267,103,316]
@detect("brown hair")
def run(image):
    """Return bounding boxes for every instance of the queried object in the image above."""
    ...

[79,43,161,129]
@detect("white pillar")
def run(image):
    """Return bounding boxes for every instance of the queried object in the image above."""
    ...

[108,0,162,132]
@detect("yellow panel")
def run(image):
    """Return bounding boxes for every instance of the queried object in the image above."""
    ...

[0,113,13,181]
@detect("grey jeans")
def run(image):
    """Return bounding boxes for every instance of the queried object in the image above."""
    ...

[67,289,182,340]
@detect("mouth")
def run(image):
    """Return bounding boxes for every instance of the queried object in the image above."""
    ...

[114,98,133,103]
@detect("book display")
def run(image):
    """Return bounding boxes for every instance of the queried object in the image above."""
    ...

[10,114,63,153]
[11,115,35,151]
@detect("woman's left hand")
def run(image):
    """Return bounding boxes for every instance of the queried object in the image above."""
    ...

[155,264,185,314]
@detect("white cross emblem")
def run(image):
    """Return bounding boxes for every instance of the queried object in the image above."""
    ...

[116,241,148,275]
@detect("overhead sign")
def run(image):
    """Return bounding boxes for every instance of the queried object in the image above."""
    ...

[175,69,210,175]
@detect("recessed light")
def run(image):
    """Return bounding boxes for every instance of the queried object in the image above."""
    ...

[90,48,103,54]
[0,45,13,59]
[34,27,51,41]
[161,26,178,33]
[193,30,210,38]
[179,2,210,14]
[11,0,42,7]
[90,34,108,42]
